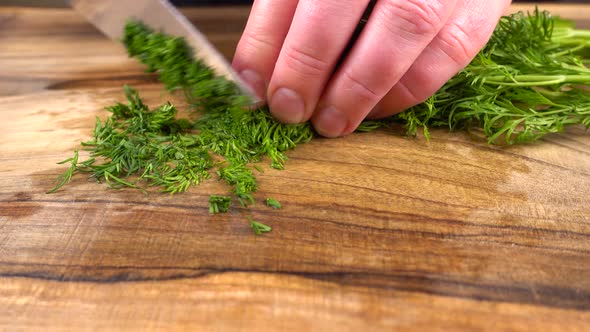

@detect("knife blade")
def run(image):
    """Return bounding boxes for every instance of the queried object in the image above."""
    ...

[70,0,258,102]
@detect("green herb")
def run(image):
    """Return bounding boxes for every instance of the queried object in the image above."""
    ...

[209,195,232,214]
[265,198,282,209]
[393,9,590,144]
[46,149,79,194]
[48,9,590,223]
[45,78,311,196]
[123,10,590,146]
[48,85,214,193]
[250,220,272,235]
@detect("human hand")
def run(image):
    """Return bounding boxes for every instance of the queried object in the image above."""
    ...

[232,0,512,137]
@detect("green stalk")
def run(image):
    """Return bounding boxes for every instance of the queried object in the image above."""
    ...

[483,74,590,86]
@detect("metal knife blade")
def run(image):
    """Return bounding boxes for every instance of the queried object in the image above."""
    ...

[70,0,258,102]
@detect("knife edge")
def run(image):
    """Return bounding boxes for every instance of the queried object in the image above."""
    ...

[70,0,258,102]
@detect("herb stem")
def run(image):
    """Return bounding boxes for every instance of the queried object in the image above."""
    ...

[484,74,590,86]
[553,28,590,40]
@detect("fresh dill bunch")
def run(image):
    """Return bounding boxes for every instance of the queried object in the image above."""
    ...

[209,195,232,214]
[394,8,590,144]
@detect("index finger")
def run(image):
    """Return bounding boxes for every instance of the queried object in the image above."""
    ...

[232,0,299,100]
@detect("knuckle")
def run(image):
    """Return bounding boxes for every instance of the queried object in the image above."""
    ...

[280,44,331,77]
[381,77,432,114]
[378,0,446,37]
[397,78,429,104]
[342,70,381,104]
[242,30,278,53]
[438,22,485,64]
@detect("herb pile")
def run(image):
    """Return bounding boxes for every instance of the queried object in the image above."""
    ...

[48,9,590,234]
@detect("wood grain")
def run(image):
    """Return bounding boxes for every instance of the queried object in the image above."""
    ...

[1,4,590,331]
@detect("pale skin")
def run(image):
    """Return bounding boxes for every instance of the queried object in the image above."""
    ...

[232,0,512,137]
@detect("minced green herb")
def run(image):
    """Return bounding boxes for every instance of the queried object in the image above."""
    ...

[47,86,212,194]
[209,195,232,214]
[265,198,282,209]
[48,9,590,232]
[250,220,272,235]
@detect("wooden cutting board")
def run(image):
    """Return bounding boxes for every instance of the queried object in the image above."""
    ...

[1,4,589,331]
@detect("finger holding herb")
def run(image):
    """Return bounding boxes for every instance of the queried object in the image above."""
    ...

[232,0,512,138]
[390,9,590,144]
[48,9,590,236]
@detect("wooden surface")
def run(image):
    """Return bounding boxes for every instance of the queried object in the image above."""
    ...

[1,4,590,331]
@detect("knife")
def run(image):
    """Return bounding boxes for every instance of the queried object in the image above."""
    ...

[69,0,258,102]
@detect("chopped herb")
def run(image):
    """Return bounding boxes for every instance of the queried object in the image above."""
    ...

[209,195,232,214]
[48,86,213,194]
[265,198,282,209]
[217,163,257,207]
[253,165,264,173]
[250,220,272,235]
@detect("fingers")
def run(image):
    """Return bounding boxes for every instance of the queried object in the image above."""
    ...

[312,0,458,137]
[371,0,511,118]
[267,0,370,124]
[235,0,510,138]
[232,0,299,100]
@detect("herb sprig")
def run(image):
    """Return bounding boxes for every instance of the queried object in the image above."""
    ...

[46,150,79,194]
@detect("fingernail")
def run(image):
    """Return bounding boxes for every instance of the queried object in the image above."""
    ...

[314,106,348,138]
[239,69,265,100]
[269,88,305,123]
